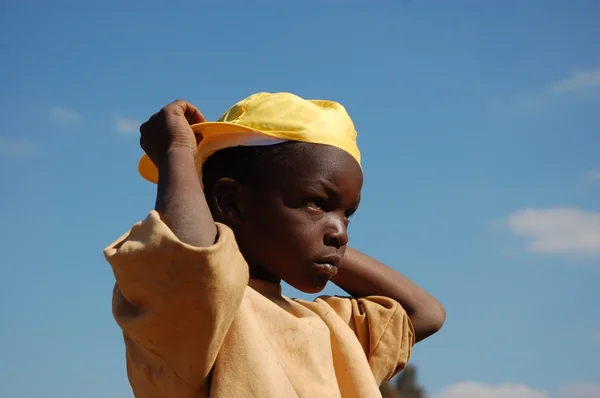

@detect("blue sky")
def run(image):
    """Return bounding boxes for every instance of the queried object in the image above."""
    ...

[1,1,599,397]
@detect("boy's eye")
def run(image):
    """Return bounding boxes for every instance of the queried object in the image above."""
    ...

[305,198,327,211]
[345,209,357,220]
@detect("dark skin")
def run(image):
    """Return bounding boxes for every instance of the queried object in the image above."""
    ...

[140,100,445,343]
[210,142,362,294]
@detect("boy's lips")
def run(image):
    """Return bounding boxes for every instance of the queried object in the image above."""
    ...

[314,255,341,277]
[316,255,341,267]
[313,262,339,277]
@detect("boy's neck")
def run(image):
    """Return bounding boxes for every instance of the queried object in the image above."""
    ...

[249,266,281,285]
[248,278,283,299]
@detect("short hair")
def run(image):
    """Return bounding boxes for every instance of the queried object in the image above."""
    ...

[201,141,302,193]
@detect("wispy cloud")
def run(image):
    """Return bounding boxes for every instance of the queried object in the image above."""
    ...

[0,139,35,157]
[116,117,140,134]
[586,170,600,181]
[490,66,600,111]
[506,207,600,255]
[548,67,600,94]
[49,107,82,124]
[558,383,600,398]
[433,381,600,398]
[0,138,35,157]
[432,381,548,398]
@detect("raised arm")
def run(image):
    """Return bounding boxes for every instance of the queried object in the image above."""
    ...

[104,100,249,395]
[141,99,217,246]
[332,247,445,343]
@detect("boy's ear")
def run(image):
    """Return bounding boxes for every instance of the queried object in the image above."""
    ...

[211,178,246,224]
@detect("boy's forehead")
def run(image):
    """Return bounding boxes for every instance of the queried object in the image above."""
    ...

[289,142,360,168]
[271,144,363,195]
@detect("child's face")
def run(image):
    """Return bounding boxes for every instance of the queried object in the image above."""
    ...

[234,144,363,293]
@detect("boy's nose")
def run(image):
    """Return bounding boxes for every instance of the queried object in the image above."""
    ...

[324,217,349,248]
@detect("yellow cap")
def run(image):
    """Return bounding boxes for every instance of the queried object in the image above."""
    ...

[138,92,361,184]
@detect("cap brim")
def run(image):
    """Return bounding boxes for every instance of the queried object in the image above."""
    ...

[138,122,261,184]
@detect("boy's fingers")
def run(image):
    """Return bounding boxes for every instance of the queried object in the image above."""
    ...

[185,105,206,125]
[139,109,164,135]
[194,132,203,146]
[168,99,206,125]
[138,100,205,138]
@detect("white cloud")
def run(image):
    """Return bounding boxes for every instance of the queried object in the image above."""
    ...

[0,139,35,156]
[116,117,140,134]
[507,207,600,255]
[49,107,82,124]
[490,66,600,112]
[558,383,600,398]
[432,382,548,398]
[433,382,600,398]
[587,171,600,181]
[548,67,600,94]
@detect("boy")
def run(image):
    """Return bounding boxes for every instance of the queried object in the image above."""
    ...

[105,92,445,398]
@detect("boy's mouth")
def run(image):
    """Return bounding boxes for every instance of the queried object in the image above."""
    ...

[316,255,341,267]
[313,255,341,277]
[313,262,339,277]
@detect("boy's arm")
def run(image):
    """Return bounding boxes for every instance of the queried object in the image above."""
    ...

[105,100,249,394]
[332,247,445,343]
[144,99,216,246]
[155,145,216,245]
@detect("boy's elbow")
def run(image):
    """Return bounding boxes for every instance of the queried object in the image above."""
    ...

[411,301,446,343]
[429,303,447,333]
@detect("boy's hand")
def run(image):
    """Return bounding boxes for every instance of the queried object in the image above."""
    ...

[140,99,206,167]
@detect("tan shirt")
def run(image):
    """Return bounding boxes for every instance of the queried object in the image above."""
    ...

[105,211,414,398]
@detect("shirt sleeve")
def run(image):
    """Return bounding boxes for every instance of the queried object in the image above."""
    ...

[319,295,415,384]
[104,210,249,393]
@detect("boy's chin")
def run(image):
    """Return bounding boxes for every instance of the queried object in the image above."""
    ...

[286,278,330,295]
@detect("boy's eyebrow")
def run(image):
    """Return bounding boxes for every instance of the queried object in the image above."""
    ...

[305,179,361,208]
[301,178,339,196]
